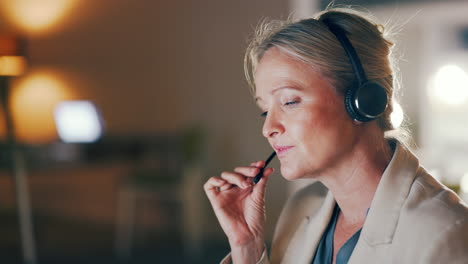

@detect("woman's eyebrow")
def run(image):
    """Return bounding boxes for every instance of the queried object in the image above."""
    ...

[255,86,303,102]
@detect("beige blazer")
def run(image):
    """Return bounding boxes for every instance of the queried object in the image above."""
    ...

[222,142,468,263]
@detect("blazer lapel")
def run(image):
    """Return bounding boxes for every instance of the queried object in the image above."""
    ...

[349,142,420,263]
[283,191,336,263]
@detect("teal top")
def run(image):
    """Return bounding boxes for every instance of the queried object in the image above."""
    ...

[311,205,363,264]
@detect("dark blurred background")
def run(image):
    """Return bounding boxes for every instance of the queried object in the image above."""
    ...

[0,0,467,263]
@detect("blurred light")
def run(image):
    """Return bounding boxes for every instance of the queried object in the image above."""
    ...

[432,64,468,105]
[0,56,26,76]
[0,0,77,34]
[390,102,404,128]
[461,173,468,194]
[54,101,103,143]
[10,70,74,143]
[0,34,22,55]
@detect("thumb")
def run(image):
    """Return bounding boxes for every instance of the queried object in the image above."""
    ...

[252,167,274,198]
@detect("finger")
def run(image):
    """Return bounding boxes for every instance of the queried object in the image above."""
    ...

[204,177,228,197]
[233,166,260,177]
[250,161,265,168]
[254,167,274,185]
[252,168,274,197]
[220,171,251,189]
[219,183,233,192]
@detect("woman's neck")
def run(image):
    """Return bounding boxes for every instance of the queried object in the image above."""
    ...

[319,129,393,224]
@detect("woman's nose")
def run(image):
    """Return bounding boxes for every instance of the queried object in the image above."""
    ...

[262,111,284,138]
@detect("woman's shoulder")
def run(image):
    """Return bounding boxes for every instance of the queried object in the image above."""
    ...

[390,141,467,226]
[392,170,468,262]
[405,168,468,223]
[394,168,468,249]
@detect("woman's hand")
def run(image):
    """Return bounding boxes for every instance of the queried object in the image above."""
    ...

[204,160,274,264]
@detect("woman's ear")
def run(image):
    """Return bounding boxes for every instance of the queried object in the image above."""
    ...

[353,120,363,125]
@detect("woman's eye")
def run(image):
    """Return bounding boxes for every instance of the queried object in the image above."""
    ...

[260,111,268,117]
[284,100,299,106]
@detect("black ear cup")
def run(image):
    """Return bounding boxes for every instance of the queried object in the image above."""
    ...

[354,82,388,119]
[345,82,388,122]
[345,87,371,122]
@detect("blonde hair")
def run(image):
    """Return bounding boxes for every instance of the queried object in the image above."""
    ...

[245,8,408,140]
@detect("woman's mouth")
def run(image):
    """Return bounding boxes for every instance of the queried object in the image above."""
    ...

[273,145,294,157]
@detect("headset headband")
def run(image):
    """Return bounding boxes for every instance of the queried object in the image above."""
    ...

[321,19,367,86]
[320,18,388,122]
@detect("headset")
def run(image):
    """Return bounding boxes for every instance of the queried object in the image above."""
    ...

[322,19,388,122]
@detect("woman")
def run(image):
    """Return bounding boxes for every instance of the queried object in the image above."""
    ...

[204,8,468,264]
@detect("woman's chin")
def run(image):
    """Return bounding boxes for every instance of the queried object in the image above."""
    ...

[280,166,305,181]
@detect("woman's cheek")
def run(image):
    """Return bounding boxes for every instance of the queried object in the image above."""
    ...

[296,107,324,131]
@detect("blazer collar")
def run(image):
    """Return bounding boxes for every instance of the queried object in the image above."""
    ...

[283,141,420,263]
[360,141,420,245]
[281,189,335,263]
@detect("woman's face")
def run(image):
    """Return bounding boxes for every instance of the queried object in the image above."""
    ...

[255,47,359,180]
